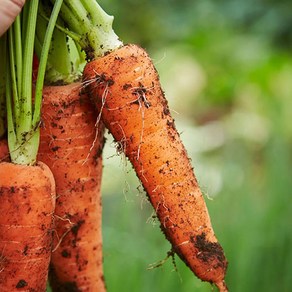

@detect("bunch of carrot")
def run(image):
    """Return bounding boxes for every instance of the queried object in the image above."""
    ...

[0,0,228,291]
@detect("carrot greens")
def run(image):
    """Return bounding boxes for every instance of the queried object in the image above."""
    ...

[5,0,63,165]
[35,1,85,85]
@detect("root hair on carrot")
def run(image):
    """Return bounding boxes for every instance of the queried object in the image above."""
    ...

[121,179,138,204]
[146,211,159,227]
[169,108,180,117]
[147,249,175,269]
[51,214,75,253]
[203,191,214,201]
[136,184,149,210]
[147,254,171,270]
[128,83,155,160]
[0,246,7,273]
[82,84,107,165]
[138,164,148,183]
[110,122,128,159]
[152,52,167,66]
[52,228,72,253]
[147,249,183,282]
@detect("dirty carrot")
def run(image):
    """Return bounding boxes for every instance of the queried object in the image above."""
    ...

[54,0,228,290]
[0,162,56,291]
[84,44,228,291]
[35,4,106,289]
[0,0,62,290]
[38,83,105,291]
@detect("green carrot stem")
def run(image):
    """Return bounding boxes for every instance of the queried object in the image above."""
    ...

[64,0,91,28]
[33,0,64,125]
[0,36,6,137]
[52,0,123,59]
[20,0,39,134]
[56,1,84,35]
[6,0,63,165]
[14,17,23,97]
[36,0,85,85]
[5,70,16,145]
[6,0,39,164]
[8,29,20,124]
[21,3,29,42]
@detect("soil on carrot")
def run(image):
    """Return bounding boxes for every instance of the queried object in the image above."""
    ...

[61,249,71,258]
[192,233,227,268]
[71,220,85,237]
[15,279,28,288]
[49,266,80,292]
[84,45,95,62]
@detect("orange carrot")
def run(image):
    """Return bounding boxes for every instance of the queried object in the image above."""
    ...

[0,161,55,291]
[83,44,228,291]
[38,83,106,291]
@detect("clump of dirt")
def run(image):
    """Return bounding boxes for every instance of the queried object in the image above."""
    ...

[16,279,28,288]
[192,232,226,268]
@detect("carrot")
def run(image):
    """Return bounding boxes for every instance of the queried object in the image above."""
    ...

[83,44,228,291]
[0,161,56,291]
[37,85,105,290]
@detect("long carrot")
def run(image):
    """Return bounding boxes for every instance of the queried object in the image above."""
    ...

[83,44,228,291]
[0,161,55,291]
[38,83,105,291]
[35,3,106,289]
[51,1,228,290]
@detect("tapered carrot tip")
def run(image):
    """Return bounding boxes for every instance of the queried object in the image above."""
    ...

[215,280,228,292]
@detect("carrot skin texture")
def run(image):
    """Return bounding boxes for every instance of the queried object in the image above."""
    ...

[83,44,228,290]
[38,83,106,292]
[0,161,56,292]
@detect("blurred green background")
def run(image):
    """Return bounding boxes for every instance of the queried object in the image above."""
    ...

[98,0,292,291]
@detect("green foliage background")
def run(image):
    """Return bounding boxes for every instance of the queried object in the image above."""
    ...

[97,1,292,291]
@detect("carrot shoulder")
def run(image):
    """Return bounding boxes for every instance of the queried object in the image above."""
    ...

[83,44,228,290]
[38,83,105,291]
[0,161,55,291]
